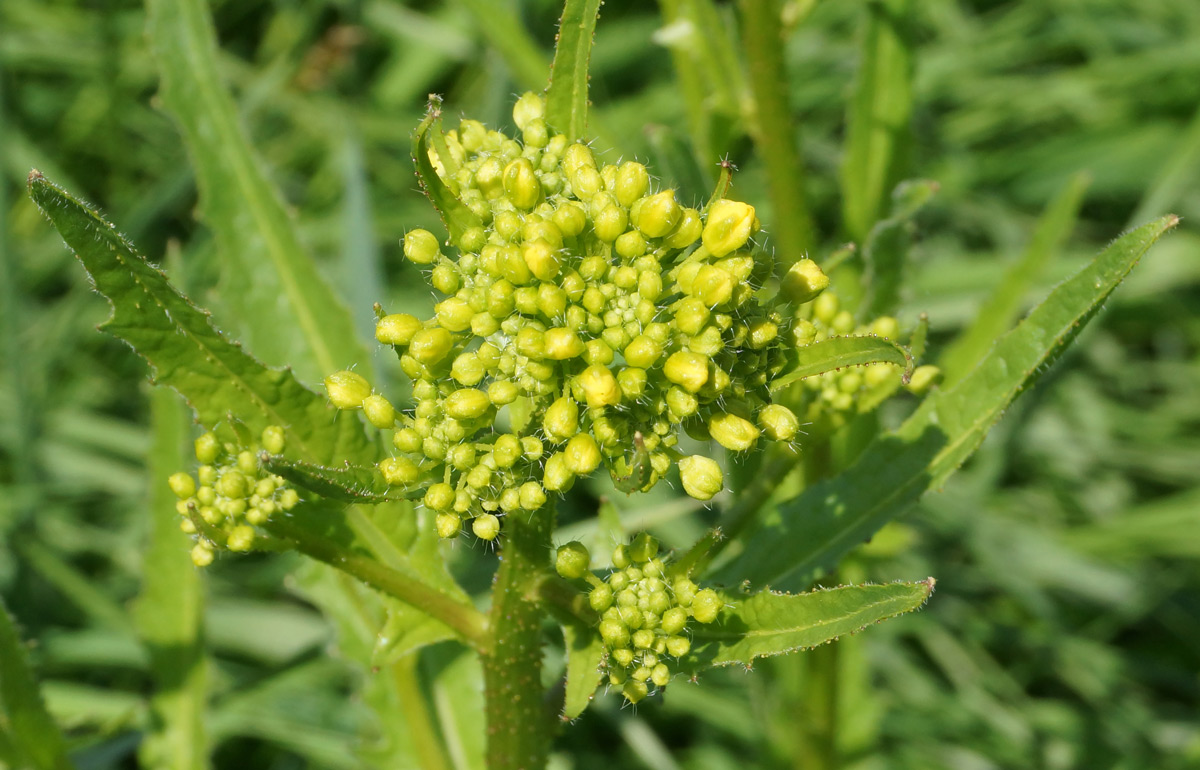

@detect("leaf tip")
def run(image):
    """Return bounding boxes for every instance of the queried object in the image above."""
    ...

[28,168,43,186]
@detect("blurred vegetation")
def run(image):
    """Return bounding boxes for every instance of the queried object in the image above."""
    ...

[2,1,1198,768]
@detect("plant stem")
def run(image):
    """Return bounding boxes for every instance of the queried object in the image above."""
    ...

[798,641,839,770]
[482,501,557,770]
[265,518,491,653]
[739,0,814,265]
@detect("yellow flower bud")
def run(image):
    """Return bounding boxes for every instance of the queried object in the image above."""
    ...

[562,142,597,176]
[578,365,621,408]
[664,207,702,249]
[592,204,628,243]
[488,380,520,406]
[324,370,372,410]
[424,482,455,511]
[747,319,778,349]
[555,541,591,579]
[702,200,758,257]
[512,91,544,131]
[436,512,461,539]
[678,455,723,501]
[759,404,800,441]
[692,264,734,308]
[544,327,585,360]
[673,297,710,336]
[663,351,709,393]
[871,316,900,340]
[194,432,220,464]
[780,258,829,304]
[403,228,441,264]
[623,335,663,369]
[376,313,423,345]
[168,472,196,499]
[408,327,454,365]
[543,452,576,492]
[519,481,547,510]
[617,367,648,399]
[564,433,603,475]
[472,513,501,541]
[691,588,722,623]
[362,394,397,429]
[444,388,492,420]
[379,456,420,486]
[553,202,587,237]
[906,365,943,395]
[708,412,760,452]
[812,291,839,324]
[544,396,580,441]
[191,543,215,567]
[503,158,541,210]
[632,190,681,239]
[614,162,650,207]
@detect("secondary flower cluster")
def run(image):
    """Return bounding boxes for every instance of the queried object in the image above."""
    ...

[324,92,833,538]
[556,534,720,704]
[168,426,299,566]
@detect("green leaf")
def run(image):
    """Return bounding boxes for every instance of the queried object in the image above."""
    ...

[27,171,373,468]
[841,0,914,242]
[562,621,605,720]
[134,393,209,770]
[263,455,426,505]
[861,178,937,317]
[717,216,1178,590]
[939,172,1089,386]
[770,335,913,392]
[545,0,601,142]
[0,597,74,770]
[684,580,934,670]
[145,0,367,385]
[413,111,483,244]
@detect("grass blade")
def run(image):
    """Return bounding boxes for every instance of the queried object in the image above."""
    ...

[135,388,209,770]
[841,0,914,243]
[145,0,367,384]
[939,172,1089,386]
[715,216,1178,589]
[0,597,74,770]
[546,0,601,142]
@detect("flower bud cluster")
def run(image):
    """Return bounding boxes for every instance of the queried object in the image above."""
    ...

[327,93,830,537]
[564,534,720,704]
[789,291,940,429]
[168,426,299,567]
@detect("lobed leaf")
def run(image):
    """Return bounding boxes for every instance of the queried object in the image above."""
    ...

[145,0,367,385]
[770,335,913,392]
[683,580,934,670]
[545,0,601,142]
[28,172,373,468]
[716,216,1178,590]
[0,597,74,770]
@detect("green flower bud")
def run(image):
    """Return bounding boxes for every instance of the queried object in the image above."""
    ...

[553,202,587,237]
[692,264,734,308]
[632,629,655,650]
[617,367,648,399]
[629,533,659,563]
[472,513,501,541]
[599,618,630,648]
[650,664,671,688]
[708,412,760,452]
[168,472,196,499]
[673,297,710,336]
[871,316,900,340]
[691,588,722,623]
[666,635,691,658]
[555,541,591,579]
[503,158,540,210]
[663,351,709,393]
[444,388,491,420]
[362,394,397,429]
[632,189,681,238]
[592,204,628,243]
[614,162,650,207]
[488,379,520,406]
[831,310,856,335]
[424,482,455,511]
[615,230,648,260]
[492,434,522,469]
[812,291,839,324]
[325,370,372,409]
[194,433,220,465]
[543,452,576,492]
[379,456,420,486]
[543,327,584,360]
[394,427,422,453]
[664,207,702,249]
[451,353,486,386]
[522,240,561,281]
[622,681,648,704]
[661,607,687,636]
[747,319,778,349]
[579,365,621,408]
[623,335,663,369]
[261,425,285,455]
[519,481,547,510]
[907,365,942,395]
[236,450,257,474]
[678,455,723,501]
[512,91,544,131]
[564,433,603,475]
[376,313,423,346]
[702,200,758,257]
[436,512,461,539]
[279,488,300,510]
[216,469,248,499]
[403,228,441,264]
[470,311,500,337]
[780,258,829,304]
[589,584,614,612]
[191,542,215,568]
[435,298,473,332]
[665,386,699,419]
[431,264,460,295]
[408,327,454,365]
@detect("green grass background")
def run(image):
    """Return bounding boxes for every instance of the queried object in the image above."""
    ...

[2,1,1199,768]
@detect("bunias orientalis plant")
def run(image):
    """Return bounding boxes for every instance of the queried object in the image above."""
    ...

[27,0,1176,767]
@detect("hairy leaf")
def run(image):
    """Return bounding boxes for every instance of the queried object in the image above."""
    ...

[145,0,367,384]
[717,216,1178,589]
[861,178,938,317]
[264,455,426,504]
[684,580,934,670]
[28,172,373,467]
[771,335,913,392]
[0,597,74,770]
[562,621,605,720]
[413,111,483,243]
[546,0,601,142]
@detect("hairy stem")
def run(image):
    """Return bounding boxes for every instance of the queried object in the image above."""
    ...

[482,501,557,770]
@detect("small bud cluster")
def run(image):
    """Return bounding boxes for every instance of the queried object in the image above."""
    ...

[324,92,831,538]
[790,290,940,429]
[557,534,720,704]
[168,426,299,567]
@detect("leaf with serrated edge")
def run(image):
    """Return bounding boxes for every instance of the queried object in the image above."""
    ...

[145,0,366,384]
[545,0,601,142]
[412,111,482,243]
[771,335,912,392]
[263,455,426,504]
[682,580,933,671]
[29,172,372,467]
[562,621,605,720]
[0,597,74,770]
[717,216,1178,590]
